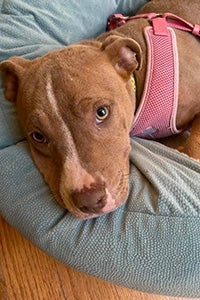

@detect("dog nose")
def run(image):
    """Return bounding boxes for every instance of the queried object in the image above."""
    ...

[71,182,107,214]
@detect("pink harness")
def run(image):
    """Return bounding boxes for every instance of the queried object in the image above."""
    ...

[108,13,200,139]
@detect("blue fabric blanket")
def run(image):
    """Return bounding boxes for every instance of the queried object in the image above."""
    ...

[1,0,200,297]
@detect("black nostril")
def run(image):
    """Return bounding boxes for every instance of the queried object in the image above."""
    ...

[71,182,107,214]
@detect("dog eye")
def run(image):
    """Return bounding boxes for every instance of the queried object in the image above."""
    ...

[31,131,47,143]
[96,106,109,122]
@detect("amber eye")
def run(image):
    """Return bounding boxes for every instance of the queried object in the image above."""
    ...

[96,106,109,122]
[31,131,46,143]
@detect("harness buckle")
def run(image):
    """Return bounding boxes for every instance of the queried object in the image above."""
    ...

[107,14,128,31]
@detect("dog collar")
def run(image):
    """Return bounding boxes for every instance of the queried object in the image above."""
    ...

[108,13,200,139]
[130,75,136,94]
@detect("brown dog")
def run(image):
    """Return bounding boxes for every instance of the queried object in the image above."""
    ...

[0,0,199,219]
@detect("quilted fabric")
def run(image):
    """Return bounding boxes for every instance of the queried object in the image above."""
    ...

[1,0,200,297]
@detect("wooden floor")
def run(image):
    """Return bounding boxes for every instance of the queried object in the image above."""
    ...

[0,216,199,300]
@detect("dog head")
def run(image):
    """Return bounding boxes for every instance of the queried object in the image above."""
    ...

[0,36,142,219]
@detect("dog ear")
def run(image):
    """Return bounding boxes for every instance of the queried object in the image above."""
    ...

[0,57,29,102]
[101,35,142,80]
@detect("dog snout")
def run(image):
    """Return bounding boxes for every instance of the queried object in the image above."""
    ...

[71,182,107,214]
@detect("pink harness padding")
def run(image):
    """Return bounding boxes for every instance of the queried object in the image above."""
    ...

[130,18,180,138]
[108,13,200,139]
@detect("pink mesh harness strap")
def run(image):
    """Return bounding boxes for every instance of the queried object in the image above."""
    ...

[107,13,200,139]
[130,18,180,138]
[107,12,200,37]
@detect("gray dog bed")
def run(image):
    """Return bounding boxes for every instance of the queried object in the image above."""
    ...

[1,0,200,297]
